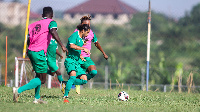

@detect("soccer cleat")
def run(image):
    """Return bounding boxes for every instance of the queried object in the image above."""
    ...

[63,96,69,103]
[33,98,47,104]
[75,85,80,94]
[13,87,19,102]
[61,81,66,94]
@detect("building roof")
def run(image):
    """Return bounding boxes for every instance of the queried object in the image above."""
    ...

[65,0,138,14]
[30,12,41,19]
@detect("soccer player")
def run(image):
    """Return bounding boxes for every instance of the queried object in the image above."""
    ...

[63,24,90,102]
[47,38,64,83]
[13,6,67,104]
[74,15,108,94]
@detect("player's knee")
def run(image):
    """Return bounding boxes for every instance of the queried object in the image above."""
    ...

[82,80,87,84]
[40,79,46,84]
[41,81,46,84]
[90,70,97,76]
[55,69,61,76]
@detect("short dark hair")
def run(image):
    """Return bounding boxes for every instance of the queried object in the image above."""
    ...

[80,15,91,23]
[43,6,53,17]
[77,24,90,31]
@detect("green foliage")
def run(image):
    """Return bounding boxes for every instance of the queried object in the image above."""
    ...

[1,3,200,86]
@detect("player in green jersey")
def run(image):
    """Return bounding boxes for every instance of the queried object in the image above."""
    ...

[47,39,64,84]
[75,15,108,94]
[62,24,90,103]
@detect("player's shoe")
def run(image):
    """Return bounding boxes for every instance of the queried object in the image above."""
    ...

[63,96,69,103]
[33,98,47,104]
[13,87,19,102]
[61,81,66,94]
[75,85,81,94]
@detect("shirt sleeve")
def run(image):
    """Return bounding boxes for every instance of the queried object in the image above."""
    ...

[68,32,77,44]
[92,32,98,43]
[48,21,58,30]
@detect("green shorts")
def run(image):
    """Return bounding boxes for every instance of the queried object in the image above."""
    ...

[27,50,48,73]
[47,58,59,73]
[64,58,86,77]
[81,57,95,72]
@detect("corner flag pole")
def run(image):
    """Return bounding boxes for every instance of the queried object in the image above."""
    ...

[23,0,31,58]
[146,0,151,91]
[5,36,7,86]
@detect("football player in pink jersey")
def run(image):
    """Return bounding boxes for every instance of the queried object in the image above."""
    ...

[13,7,67,104]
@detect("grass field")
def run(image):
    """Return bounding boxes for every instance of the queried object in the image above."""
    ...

[0,86,200,112]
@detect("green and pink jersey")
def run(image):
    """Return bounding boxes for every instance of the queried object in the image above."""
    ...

[28,18,54,54]
[74,29,98,57]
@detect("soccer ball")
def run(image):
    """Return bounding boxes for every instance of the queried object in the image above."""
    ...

[118,91,129,101]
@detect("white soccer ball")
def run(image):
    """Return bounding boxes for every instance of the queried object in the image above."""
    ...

[118,91,129,101]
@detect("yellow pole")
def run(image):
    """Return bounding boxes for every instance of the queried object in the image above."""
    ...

[23,0,31,58]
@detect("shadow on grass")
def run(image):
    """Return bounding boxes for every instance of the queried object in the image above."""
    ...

[41,94,60,99]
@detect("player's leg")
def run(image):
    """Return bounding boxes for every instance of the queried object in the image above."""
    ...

[82,57,97,80]
[86,65,97,80]
[13,50,47,103]
[33,73,47,104]
[63,71,76,98]
[73,74,87,94]
[63,58,76,99]
[73,76,88,85]
[73,65,87,94]
[47,59,64,83]
[13,77,41,102]
[55,69,64,83]
[74,57,95,94]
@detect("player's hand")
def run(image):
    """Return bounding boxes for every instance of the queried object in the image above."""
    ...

[103,53,108,60]
[62,46,68,55]
[83,38,89,45]
[83,48,90,54]
[60,55,63,59]
[80,55,86,61]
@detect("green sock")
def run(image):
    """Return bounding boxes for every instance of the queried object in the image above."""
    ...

[86,74,93,81]
[18,78,41,93]
[35,84,41,99]
[64,76,76,97]
[73,79,87,85]
[47,69,51,74]
[87,70,97,80]
[57,75,63,83]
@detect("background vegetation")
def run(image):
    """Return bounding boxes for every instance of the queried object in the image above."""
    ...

[0,4,200,88]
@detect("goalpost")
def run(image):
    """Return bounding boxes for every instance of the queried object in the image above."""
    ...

[14,57,61,88]
[15,57,33,87]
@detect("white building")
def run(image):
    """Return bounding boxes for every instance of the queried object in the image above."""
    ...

[0,2,40,26]
[64,0,138,25]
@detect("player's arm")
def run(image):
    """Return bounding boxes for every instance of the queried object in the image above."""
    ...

[93,32,108,60]
[27,37,30,47]
[56,49,63,59]
[70,44,90,54]
[27,30,30,46]
[80,54,86,61]
[49,21,68,53]
[50,28,67,53]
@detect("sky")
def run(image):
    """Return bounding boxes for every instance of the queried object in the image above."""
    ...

[6,0,200,19]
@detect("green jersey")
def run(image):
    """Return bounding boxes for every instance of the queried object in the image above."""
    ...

[66,31,84,60]
[47,39,58,59]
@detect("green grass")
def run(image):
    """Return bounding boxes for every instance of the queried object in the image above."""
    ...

[0,86,200,112]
